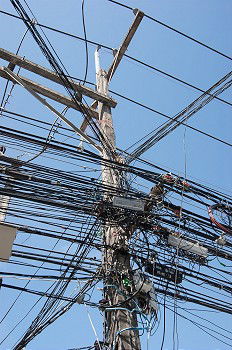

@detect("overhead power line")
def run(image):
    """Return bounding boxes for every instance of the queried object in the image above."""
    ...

[0,10,231,108]
[1,3,232,350]
[4,2,113,156]
[2,106,232,149]
[127,70,232,162]
[107,0,232,61]
[109,91,232,149]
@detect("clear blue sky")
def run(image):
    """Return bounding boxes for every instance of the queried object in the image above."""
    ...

[0,0,231,349]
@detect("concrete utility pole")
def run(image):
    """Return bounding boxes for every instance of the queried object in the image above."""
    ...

[95,8,144,347]
[95,51,141,350]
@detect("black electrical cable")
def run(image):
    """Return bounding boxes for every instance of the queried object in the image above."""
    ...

[1,9,231,109]
[0,271,87,280]
[0,33,231,344]
[163,302,232,347]
[107,0,232,61]
[2,141,232,212]
[2,84,232,152]
[1,283,77,302]
[8,1,114,157]
[160,285,167,350]
[12,220,100,348]
[1,144,232,218]
[127,71,232,162]
[13,278,99,349]
[0,27,30,114]
[81,0,88,85]
[1,132,231,204]
[110,91,232,149]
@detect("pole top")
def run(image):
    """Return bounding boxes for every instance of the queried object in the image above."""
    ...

[133,8,144,16]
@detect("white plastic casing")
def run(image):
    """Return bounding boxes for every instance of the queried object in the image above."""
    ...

[168,235,208,257]
[133,270,153,293]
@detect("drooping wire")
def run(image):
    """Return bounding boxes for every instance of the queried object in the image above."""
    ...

[81,0,89,85]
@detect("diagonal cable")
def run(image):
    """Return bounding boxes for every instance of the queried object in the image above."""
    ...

[127,71,232,163]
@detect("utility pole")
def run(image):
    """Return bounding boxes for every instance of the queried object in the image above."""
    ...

[95,8,144,347]
[96,51,141,350]
[0,7,144,348]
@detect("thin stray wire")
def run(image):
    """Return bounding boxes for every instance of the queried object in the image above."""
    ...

[81,0,89,85]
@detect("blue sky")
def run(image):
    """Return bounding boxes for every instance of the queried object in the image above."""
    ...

[0,0,231,349]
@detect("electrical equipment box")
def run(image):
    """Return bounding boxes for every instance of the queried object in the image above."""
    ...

[168,234,208,258]
[133,271,158,314]
[145,262,183,284]
[0,223,17,261]
[113,196,145,211]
